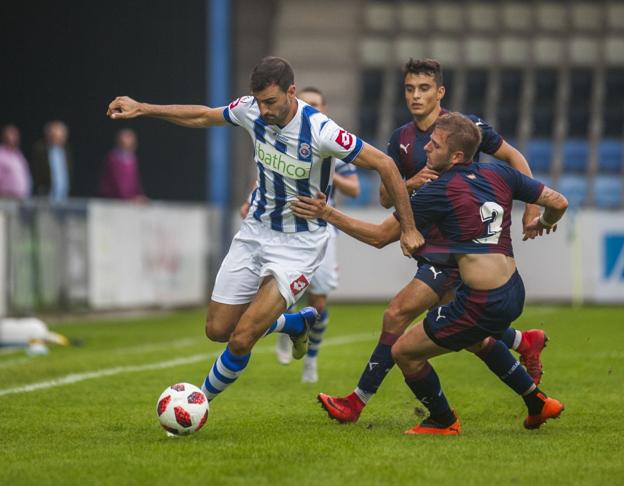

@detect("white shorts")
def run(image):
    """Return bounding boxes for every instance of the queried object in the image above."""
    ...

[211,218,330,308]
[309,227,339,295]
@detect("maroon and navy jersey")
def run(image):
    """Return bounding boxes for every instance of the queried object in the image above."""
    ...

[406,160,544,263]
[387,110,503,181]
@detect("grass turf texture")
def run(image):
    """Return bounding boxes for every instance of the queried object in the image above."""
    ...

[0,305,623,485]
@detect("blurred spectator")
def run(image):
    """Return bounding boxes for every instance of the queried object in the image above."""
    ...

[30,120,74,201]
[0,124,31,199]
[98,128,146,200]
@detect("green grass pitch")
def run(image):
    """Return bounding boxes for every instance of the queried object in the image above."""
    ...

[1,304,623,485]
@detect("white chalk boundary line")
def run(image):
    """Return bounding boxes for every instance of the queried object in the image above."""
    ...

[0,332,376,397]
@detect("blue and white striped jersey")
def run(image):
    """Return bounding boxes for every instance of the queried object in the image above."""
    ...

[224,96,363,233]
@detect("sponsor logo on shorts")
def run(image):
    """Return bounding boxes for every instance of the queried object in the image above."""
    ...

[290,274,309,295]
[335,129,354,150]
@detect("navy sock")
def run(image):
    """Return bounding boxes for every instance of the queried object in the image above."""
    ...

[476,339,534,395]
[356,332,398,395]
[404,362,454,425]
[498,327,517,349]
[523,388,548,415]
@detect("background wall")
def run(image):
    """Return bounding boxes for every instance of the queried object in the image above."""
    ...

[0,0,207,201]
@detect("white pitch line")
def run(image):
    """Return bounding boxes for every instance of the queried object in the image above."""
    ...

[0,332,376,397]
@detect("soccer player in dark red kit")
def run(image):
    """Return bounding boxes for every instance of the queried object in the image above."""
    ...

[292,112,567,434]
[310,59,548,424]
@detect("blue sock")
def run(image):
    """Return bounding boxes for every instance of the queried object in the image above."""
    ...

[263,312,305,337]
[404,362,454,424]
[201,346,250,401]
[499,327,518,349]
[307,309,328,358]
[476,339,534,395]
[356,332,398,396]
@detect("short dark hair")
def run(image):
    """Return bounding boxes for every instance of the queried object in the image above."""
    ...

[434,112,482,162]
[403,58,443,86]
[250,56,294,93]
[298,86,325,104]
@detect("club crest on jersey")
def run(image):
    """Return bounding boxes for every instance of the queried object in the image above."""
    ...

[299,143,311,158]
[335,129,354,150]
[290,274,309,296]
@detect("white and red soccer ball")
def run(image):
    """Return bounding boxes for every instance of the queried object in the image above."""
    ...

[156,383,209,436]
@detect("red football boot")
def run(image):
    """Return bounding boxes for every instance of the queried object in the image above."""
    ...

[517,329,548,385]
[317,392,365,423]
[524,395,565,429]
[405,413,461,436]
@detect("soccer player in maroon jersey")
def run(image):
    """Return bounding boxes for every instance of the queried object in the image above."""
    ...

[304,59,548,424]
[292,112,567,434]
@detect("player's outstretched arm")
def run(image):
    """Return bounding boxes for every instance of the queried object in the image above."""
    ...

[291,193,400,248]
[352,143,423,255]
[524,186,569,236]
[107,96,227,128]
[494,141,541,240]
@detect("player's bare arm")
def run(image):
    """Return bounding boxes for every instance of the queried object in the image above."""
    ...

[291,193,401,248]
[493,141,541,240]
[333,173,360,198]
[379,167,440,208]
[107,96,227,128]
[524,186,569,236]
[352,143,423,255]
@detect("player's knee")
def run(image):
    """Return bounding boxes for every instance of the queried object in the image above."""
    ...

[204,320,230,343]
[227,331,254,356]
[382,305,410,334]
[390,339,408,365]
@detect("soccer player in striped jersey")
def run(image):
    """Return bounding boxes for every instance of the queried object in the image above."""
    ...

[107,56,422,402]
[292,112,567,434]
[311,58,548,424]
[269,86,360,383]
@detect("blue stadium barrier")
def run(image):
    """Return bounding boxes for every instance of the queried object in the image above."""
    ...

[593,176,623,209]
[526,139,553,174]
[598,139,623,174]
[562,139,589,173]
[558,174,588,208]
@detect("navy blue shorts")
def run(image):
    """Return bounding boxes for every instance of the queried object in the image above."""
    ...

[423,271,525,351]
[414,263,460,298]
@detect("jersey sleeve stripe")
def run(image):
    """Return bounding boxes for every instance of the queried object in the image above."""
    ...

[342,137,363,163]
[223,107,238,126]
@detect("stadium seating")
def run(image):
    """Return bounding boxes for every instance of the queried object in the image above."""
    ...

[592,176,623,209]
[561,139,589,173]
[526,139,554,174]
[557,174,589,208]
[533,173,552,189]
[598,139,623,174]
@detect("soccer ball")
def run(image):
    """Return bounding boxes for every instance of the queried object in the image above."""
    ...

[156,383,209,436]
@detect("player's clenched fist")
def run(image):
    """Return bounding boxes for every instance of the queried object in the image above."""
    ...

[107,96,142,119]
